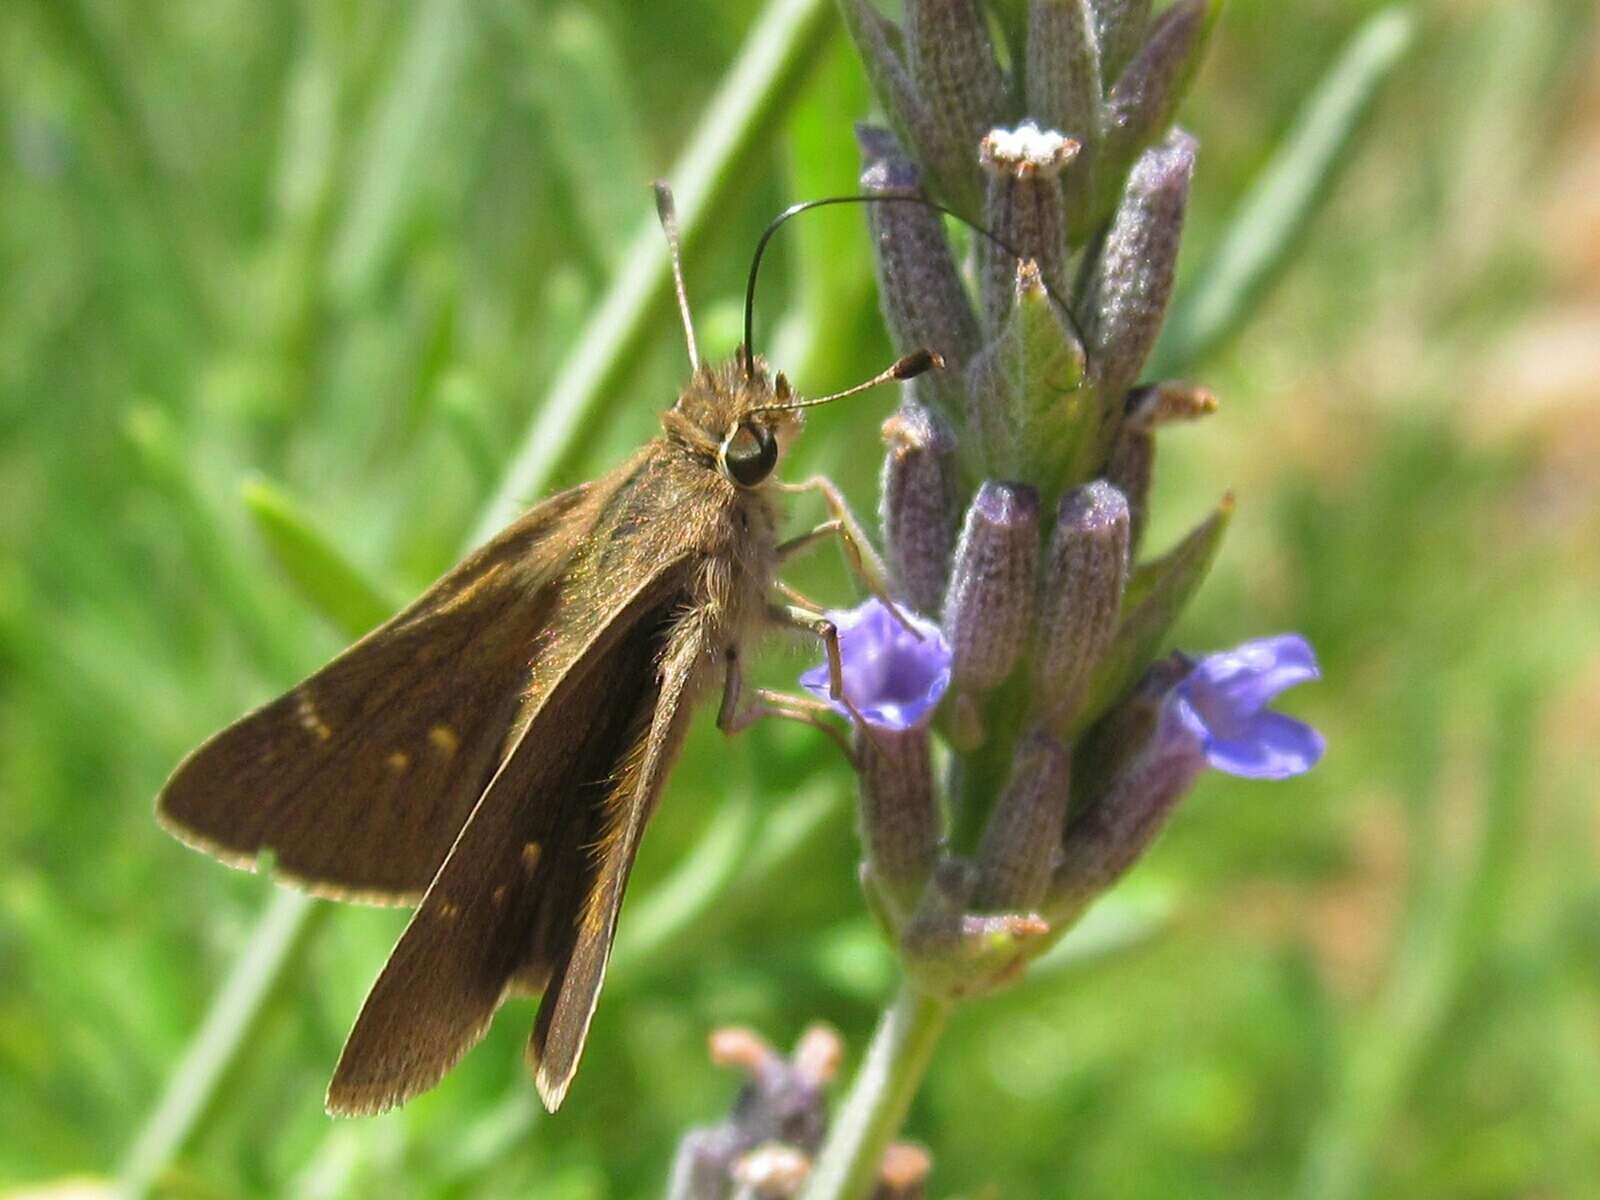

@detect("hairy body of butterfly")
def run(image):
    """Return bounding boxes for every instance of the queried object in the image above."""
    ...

[159,357,828,1115]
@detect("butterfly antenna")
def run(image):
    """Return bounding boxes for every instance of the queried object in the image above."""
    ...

[742,194,1090,380]
[746,349,943,418]
[653,181,700,372]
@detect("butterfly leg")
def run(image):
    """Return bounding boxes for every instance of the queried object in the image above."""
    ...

[775,477,919,636]
[715,646,856,764]
[765,602,889,756]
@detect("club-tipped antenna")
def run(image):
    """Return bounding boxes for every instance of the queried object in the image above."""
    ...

[653,181,700,373]
[741,194,1090,380]
[745,349,944,418]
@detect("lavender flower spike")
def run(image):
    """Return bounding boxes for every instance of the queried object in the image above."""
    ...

[1163,634,1326,779]
[801,600,952,731]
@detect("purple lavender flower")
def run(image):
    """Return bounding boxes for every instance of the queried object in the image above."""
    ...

[801,599,952,731]
[1163,634,1326,779]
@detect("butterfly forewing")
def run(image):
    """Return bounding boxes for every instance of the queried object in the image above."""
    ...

[156,483,597,903]
[326,567,690,1115]
[326,443,745,1114]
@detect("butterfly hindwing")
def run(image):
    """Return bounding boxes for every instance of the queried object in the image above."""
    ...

[528,607,712,1109]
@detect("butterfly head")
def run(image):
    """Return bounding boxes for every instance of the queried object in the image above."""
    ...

[664,353,803,490]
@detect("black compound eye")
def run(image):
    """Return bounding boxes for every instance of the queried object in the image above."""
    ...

[721,421,778,487]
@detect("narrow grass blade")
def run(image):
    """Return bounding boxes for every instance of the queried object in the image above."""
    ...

[1148,7,1415,377]
[240,477,400,641]
[117,891,325,1200]
[471,0,837,542]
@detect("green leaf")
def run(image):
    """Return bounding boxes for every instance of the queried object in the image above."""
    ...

[965,263,1091,490]
[1149,6,1416,376]
[240,477,400,641]
[1077,491,1233,726]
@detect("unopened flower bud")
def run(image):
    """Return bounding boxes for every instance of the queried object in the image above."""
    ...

[905,0,1007,210]
[1027,1,1104,145]
[1103,425,1153,555]
[859,125,981,418]
[975,731,1072,910]
[792,1024,844,1088]
[857,726,940,917]
[670,1022,842,1200]
[880,402,960,616]
[710,1026,782,1079]
[978,122,1078,330]
[878,1142,933,1199]
[943,482,1041,692]
[1096,0,1155,84]
[1035,482,1131,732]
[1103,0,1209,174]
[1085,130,1197,451]
[1050,712,1204,917]
[1085,493,1231,721]
[733,1144,811,1197]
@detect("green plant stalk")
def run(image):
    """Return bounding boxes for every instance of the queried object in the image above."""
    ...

[116,4,840,1194]
[471,0,837,543]
[1148,6,1415,377]
[117,890,323,1200]
[801,983,951,1200]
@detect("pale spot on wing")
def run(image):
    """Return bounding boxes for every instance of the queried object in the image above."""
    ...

[429,725,460,755]
[521,841,543,873]
[296,691,332,742]
[492,885,509,907]
[385,751,410,772]
[439,900,460,920]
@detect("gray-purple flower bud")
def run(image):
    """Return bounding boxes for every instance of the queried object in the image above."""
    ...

[858,125,981,420]
[668,1025,842,1200]
[1103,425,1154,556]
[1027,0,1104,143]
[977,123,1079,330]
[1103,0,1209,175]
[1095,0,1155,84]
[880,402,960,616]
[905,0,1008,211]
[1035,481,1130,732]
[1085,129,1197,451]
[1109,380,1217,555]
[975,730,1072,910]
[857,726,941,917]
[943,481,1041,692]
[839,2,949,202]
[1049,657,1204,916]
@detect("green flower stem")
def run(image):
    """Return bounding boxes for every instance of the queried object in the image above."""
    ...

[801,983,951,1200]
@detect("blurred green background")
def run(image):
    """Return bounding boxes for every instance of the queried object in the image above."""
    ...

[3,0,1598,1196]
